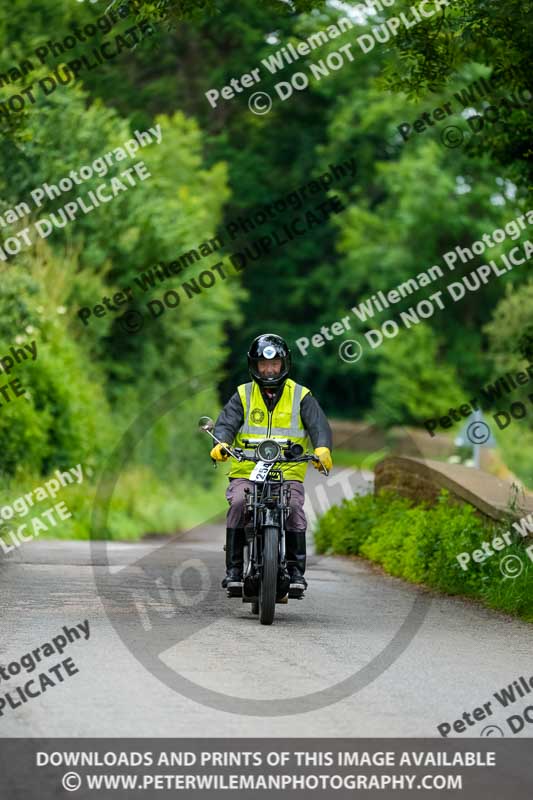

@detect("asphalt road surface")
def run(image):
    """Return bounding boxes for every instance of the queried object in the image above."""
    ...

[1,466,532,738]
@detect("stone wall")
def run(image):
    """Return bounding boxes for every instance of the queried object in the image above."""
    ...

[374,456,533,523]
[330,419,455,460]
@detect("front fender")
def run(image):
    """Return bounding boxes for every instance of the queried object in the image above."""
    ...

[261,507,281,527]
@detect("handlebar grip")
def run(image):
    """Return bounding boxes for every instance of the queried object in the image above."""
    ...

[312,455,329,476]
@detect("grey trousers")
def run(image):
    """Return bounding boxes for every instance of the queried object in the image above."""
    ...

[225,479,307,532]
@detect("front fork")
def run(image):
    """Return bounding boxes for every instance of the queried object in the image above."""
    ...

[243,483,292,576]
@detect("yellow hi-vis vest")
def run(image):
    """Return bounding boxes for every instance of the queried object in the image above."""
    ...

[228,378,311,482]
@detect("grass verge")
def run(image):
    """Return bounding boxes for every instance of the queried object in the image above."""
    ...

[0,465,228,543]
[332,448,390,470]
[314,489,533,622]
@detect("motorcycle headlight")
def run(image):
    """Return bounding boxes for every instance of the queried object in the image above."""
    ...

[256,439,281,463]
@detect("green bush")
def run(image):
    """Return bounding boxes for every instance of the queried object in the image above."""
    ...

[0,261,112,477]
[315,489,533,622]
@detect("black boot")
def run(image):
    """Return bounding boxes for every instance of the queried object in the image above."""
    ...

[285,530,308,590]
[221,528,245,589]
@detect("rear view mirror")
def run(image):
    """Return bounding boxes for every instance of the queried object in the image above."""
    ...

[198,416,214,432]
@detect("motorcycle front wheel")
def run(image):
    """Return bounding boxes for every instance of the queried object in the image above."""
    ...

[259,525,278,625]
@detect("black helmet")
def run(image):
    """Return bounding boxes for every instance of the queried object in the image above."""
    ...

[248,333,291,388]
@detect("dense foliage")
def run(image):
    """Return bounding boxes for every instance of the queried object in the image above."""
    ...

[0,0,531,530]
[315,490,533,621]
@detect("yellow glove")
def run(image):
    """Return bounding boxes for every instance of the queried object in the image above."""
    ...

[210,442,230,461]
[313,447,332,473]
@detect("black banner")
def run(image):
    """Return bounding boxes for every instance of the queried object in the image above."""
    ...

[0,738,531,798]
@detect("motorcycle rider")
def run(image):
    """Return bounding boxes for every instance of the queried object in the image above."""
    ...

[210,333,333,593]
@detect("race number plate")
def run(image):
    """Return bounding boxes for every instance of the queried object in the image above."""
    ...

[250,461,272,482]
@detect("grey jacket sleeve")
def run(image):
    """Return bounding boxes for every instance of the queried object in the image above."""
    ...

[300,393,333,450]
[213,391,244,444]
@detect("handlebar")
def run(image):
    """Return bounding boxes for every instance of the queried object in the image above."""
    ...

[201,426,329,475]
[219,441,327,475]
[233,449,318,465]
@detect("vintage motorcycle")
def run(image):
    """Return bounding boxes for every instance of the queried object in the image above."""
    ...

[199,416,328,625]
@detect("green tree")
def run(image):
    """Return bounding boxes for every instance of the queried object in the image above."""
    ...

[371,323,461,427]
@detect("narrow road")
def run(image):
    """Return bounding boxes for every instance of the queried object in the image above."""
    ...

[1,466,532,738]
